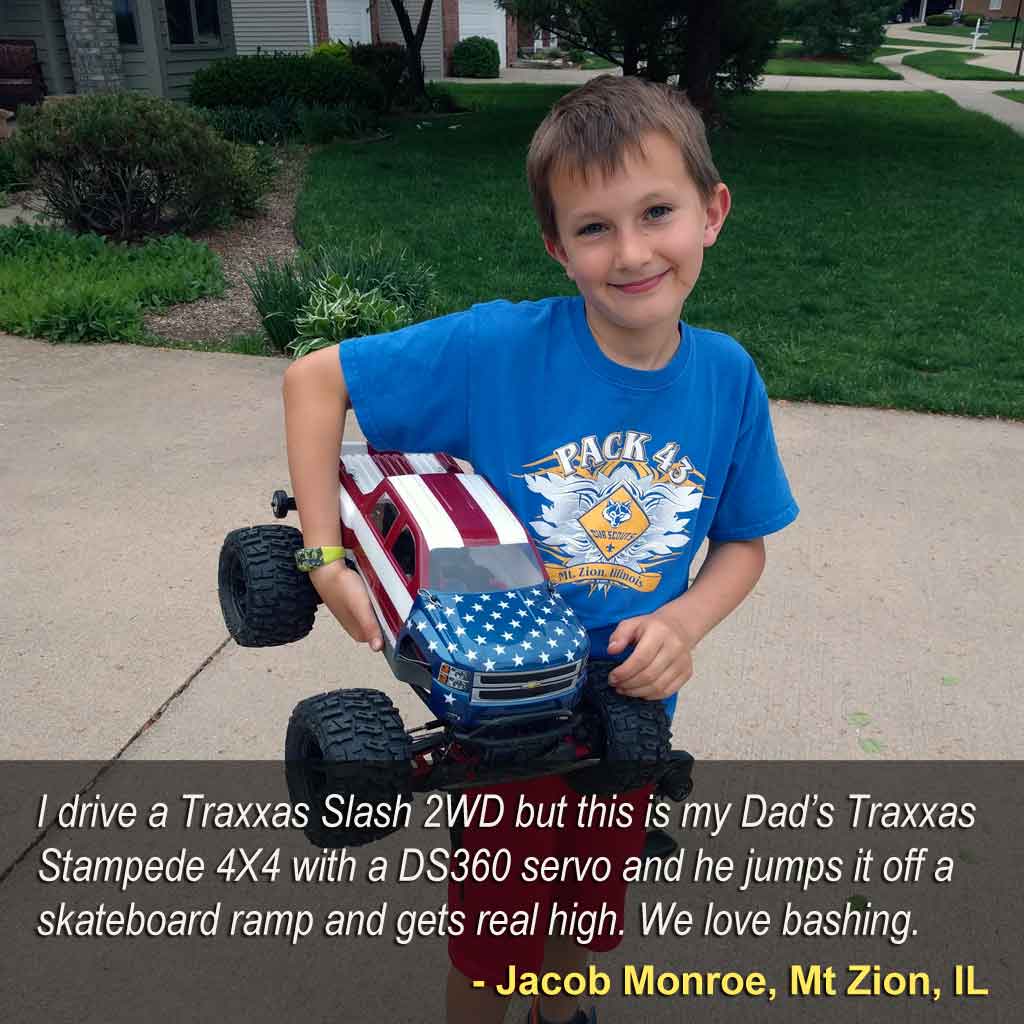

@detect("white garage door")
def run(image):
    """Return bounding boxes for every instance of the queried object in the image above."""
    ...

[327,0,371,44]
[458,0,506,67]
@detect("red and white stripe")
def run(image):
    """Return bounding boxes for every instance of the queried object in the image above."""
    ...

[339,470,530,639]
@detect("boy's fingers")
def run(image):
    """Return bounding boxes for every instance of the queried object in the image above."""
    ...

[315,566,384,650]
[608,617,643,651]
[609,636,658,685]
[614,648,672,691]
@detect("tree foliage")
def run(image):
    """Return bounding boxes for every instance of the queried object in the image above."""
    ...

[498,0,783,115]
[783,0,899,61]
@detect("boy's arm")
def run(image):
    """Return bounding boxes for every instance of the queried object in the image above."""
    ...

[282,346,384,650]
[607,537,765,699]
[662,537,766,646]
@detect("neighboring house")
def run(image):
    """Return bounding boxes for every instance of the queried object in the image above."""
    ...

[960,0,1020,18]
[0,0,524,106]
[0,0,236,100]
[319,1,517,76]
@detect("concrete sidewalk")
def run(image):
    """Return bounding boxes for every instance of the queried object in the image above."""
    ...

[885,22,1014,48]
[874,50,1024,133]
[3,334,1021,764]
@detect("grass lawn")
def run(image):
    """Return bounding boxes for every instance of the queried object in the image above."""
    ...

[995,88,1024,102]
[889,37,1000,48]
[296,87,1024,420]
[0,226,224,343]
[764,57,901,78]
[902,49,1024,80]
[910,21,1020,44]
[764,42,903,78]
[581,56,616,70]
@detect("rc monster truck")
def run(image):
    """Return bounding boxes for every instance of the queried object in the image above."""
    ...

[218,443,692,846]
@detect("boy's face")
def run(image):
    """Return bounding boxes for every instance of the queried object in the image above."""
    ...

[543,131,730,355]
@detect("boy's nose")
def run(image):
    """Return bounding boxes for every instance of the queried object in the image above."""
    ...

[614,227,654,272]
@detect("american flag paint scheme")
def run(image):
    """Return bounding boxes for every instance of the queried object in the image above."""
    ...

[338,442,591,727]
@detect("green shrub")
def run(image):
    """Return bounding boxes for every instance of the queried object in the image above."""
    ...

[926,15,953,27]
[224,144,279,216]
[189,52,384,112]
[12,93,265,240]
[298,103,380,144]
[786,0,891,60]
[195,104,292,144]
[302,51,385,109]
[567,49,588,64]
[0,143,21,190]
[349,42,408,112]
[312,40,352,61]
[245,255,311,352]
[0,225,224,342]
[959,15,983,29]
[291,275,414,357]
[246,240,440,353]
[452,36,500,78]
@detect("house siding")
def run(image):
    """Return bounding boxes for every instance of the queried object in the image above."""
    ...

[0,0,73,94]
[961,0,1018,16]
[378,0,442,77]
[47,0,73,92]
[157,0,235,100]
[231,0,312,56]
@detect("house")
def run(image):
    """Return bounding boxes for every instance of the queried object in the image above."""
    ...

[0,0,521,108]
[959,0,1019,19]
[318,1,518,77]
[0,0,236,100]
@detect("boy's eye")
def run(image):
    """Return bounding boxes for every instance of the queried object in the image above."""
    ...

[648,205,673,219]
[576,206,673,237]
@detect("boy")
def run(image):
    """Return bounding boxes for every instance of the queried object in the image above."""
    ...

[282,75,798,1024]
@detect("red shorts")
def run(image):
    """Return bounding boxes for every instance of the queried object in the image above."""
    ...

[447,773,654,985]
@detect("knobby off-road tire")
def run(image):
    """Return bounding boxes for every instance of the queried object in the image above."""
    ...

[285,688,412,848]
[218,525,319,647]
[568,665,671,796]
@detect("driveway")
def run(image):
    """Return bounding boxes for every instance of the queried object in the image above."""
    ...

[3,332,1023,847]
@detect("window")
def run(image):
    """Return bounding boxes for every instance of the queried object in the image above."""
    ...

[989,0,1002,9]
[391,528,416,580]
[427,544,546,593]
[114,0,139,46]
[370,495,399,539]
[166,0,222,46]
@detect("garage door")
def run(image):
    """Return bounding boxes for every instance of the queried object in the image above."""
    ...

[327,0,371,45]
[458,0,506,67]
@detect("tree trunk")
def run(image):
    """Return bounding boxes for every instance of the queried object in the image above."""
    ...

[684,0,721,120]
[389,0,434,97]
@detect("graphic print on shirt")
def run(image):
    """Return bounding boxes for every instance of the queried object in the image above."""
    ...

[518,430,706,597]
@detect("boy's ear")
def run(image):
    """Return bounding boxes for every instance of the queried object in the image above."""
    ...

[703,182,731,248]
[543,232,573,279]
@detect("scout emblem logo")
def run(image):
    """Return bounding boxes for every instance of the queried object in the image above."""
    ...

[580,487,651,559]
[520,431,708,596]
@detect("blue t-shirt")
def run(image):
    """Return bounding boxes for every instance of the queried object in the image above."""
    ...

[340,295,799,720]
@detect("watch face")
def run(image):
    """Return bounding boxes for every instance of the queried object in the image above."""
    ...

[295,548,325,572]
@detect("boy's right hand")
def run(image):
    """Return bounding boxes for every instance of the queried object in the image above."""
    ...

[309,562,384,652]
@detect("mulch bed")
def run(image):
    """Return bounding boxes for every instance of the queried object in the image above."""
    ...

[143,147,308,345]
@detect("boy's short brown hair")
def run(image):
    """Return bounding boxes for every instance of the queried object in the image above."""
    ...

[526,74,721,243]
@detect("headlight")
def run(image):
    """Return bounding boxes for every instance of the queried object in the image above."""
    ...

[438,663,471,691]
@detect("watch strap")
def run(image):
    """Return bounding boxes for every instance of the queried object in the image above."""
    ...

[294,546,346,572]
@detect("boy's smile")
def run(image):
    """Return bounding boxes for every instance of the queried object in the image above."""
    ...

[544,130,730,370]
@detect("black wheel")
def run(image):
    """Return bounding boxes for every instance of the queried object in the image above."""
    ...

[567,664,671,796]
[218,525,319,647]
[285,688,412,848]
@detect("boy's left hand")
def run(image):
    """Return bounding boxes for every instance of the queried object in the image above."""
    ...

[606,609,695,700]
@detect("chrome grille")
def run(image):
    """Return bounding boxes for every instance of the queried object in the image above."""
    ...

[472,661,581,703]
